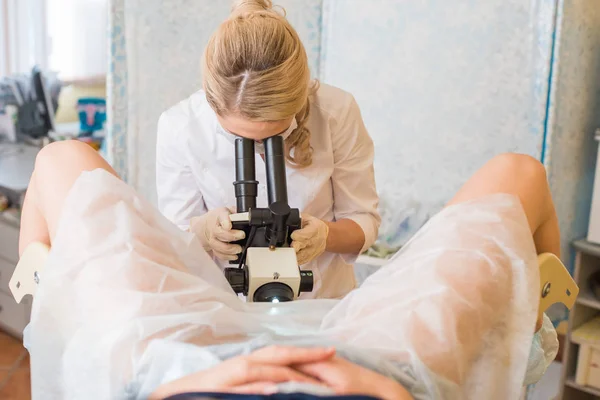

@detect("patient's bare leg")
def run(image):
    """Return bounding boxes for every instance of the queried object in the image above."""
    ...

[410,153,558,385]
[325,153,558,392]
[448,153,559,257]
[447,153,559,333]
[19,140,119,256]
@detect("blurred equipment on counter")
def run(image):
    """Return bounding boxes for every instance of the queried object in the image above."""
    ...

[77,97,106,135]
[0,105,18,142]
[0,67,60,142]
[0,143,38,209]
[0,194,8,212]
[54,76,106,124]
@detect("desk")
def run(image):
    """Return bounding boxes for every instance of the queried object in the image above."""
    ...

[0,143,37,339]
[0,143,38,206]
[0,212,30,339]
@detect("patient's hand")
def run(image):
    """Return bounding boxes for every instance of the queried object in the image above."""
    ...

[295,357,414,400]
[149,346,335,399]
[149,346,412,399]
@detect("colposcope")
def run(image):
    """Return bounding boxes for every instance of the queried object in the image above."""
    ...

[223,136,314,302]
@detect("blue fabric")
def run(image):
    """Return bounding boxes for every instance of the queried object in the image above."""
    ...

[164,393,380,400]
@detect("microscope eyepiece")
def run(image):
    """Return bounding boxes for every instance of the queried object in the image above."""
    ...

[234,138,258,213]
[264,136,288,205]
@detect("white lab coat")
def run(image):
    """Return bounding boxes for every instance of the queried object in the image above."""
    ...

[156,83,381,299]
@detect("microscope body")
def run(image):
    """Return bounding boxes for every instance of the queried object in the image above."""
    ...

[223,136,314,303]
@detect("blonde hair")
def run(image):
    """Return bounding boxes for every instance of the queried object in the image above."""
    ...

[202,0,317,167]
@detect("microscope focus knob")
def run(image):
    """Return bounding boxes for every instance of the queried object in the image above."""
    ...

[299,270,314,293]
[224,267,247,294]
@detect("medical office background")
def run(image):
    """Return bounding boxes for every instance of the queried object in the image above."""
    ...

[1,0,600,397]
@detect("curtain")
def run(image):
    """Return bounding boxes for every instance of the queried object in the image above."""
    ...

[0,0,108,79]
[47,0,108,79]
[0,0,48,76]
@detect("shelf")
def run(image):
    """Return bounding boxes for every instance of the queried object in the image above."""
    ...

[562,240,600,400]
[570,335,600,348]
[565,377,600,397]
[577,290,600,310]
[574,239,600,258]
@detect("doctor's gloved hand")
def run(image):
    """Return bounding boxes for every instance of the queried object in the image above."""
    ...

[190,207,245,261]
[291,214,330,265]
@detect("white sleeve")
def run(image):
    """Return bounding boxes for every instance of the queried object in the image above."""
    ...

[331,95,381,254]
[156,112,207,230]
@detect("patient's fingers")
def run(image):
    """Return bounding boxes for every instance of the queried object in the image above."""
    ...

[229,382,278,395]
[239,364,323,386]
[249,346,336,366]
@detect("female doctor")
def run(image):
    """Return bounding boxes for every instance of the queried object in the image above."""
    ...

[156,0,380,299]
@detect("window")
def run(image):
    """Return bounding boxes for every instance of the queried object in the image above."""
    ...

[0,0,107,79]
[0,2,7,76]
[46,0,108,79]
[0,0,48,76]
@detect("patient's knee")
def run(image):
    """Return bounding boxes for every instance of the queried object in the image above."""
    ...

[34,140,117,185]
[488,153,547,184]
[35,140,99,170]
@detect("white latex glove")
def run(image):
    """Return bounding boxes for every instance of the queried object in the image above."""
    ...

[189,207,245,261]
[290,213,329,265]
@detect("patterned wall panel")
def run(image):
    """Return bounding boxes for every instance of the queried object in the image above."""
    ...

[320,0,556,244]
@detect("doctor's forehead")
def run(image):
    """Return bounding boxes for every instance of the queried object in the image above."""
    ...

[217,114,293,140]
